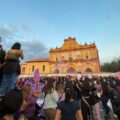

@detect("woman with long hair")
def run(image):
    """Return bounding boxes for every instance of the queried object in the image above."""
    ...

[81,81,93,120]
[55,86,83,120]
[56,83,65,102]
[0,42,24,96]
[43,77,59,120]
[20,84,37,120]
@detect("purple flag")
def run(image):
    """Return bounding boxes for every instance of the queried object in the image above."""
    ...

[33,69,40,83]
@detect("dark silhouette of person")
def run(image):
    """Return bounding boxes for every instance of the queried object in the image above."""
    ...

[0,45,6,84]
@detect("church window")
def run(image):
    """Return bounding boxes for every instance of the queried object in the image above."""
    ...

[69,56,73,62]
[77,55,80,59]
[62,56,64,60]
[56,57,58,61]
[86,55,88,59]
[32,66,34,72]
[43,65,45,72]
[22,67,25,75]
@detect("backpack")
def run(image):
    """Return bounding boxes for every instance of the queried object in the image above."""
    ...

[89,93,100,106]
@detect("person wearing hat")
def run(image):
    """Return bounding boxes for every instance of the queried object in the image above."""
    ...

[0,44,6,84]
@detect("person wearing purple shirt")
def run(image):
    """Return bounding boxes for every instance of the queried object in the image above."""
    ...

[21,84,38,120]
[24,94,37,119]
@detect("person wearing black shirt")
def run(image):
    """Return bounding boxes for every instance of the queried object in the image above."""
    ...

[55,86,83,120]
[0,45,6,84]
[0,42,24,96]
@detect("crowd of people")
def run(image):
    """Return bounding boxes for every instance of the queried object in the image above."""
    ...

[0,43,120,120]
[1,75,120,120]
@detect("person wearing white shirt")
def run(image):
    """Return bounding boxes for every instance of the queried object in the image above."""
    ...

[43,78,59,120]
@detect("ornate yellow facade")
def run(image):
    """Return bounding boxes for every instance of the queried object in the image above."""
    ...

[21,37,100,75]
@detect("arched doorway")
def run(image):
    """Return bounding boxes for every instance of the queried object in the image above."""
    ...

[67,67,76,74]
[53,69,59,74]
[85,68,92,73]
[22,67,25,75]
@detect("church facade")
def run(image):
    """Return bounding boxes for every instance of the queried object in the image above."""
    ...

[21,37,100,75]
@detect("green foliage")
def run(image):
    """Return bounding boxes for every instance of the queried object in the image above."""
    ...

[101,58,120,72]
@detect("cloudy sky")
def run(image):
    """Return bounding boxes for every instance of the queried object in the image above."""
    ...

[0,0,120,64]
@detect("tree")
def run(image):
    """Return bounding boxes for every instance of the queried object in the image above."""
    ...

[101,57,120,72]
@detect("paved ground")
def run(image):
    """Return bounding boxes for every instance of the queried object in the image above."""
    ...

[99,102,118,120]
